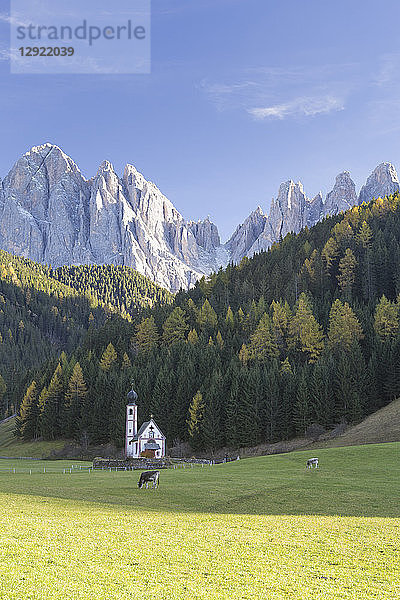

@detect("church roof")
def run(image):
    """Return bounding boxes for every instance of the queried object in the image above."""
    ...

[137,421,150,437]
[131,418,166,441]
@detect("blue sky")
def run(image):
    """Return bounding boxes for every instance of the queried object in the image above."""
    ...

[1,0,400,239]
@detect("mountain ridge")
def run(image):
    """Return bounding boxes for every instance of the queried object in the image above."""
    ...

[1,143,399,291]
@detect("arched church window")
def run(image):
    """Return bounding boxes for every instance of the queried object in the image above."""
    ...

[129,408,133,415]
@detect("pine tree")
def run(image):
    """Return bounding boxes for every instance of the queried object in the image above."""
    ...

[88,370,115,444]
[328,299,364,351]
[225,306,235,328]
[308,359,334,426]
[122,352,131,369]
[162,307,188,345]
[357,221,372,248]
[135,316,159,352]
[294,372,311,435]
[271,300,290,352]
[235,367,259,446]
[40,363,64,440]
[99,342,118,371]
[216,331,224,349]
[197,299,218,329]
[151,363,174,438]
[170,347,199,441]
[64,363,87,438]
[16,380,39,440]
[187,391,205,449]
[288,293,324,363]
[337,248,357,298]
[249,313,279,360]
[239,344,249,366]
[187,328,199,344]
[322,237,339,271]
[202,370,223,453]
[259,361,281,442]
[333,346,365,422]
[382,340,400,402]
[224,361,241,446]
[108,371,130,447]
[186,298,198,327]
[280,357,293,375]
[374,295,399,340]
[237,307,245,329]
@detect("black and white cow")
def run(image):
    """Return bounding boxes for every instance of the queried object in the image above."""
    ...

[306,458,319,469]
[138,470,160,489]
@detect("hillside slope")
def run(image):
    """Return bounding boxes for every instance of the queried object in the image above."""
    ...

[0,416,66,457]
[314,398,400,448]
[0,249,171,419]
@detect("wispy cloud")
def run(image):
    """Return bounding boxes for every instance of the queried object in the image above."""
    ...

[0,12,29,27]
[201,63,357,120]
[249,95,344,120]
[373,53,400,87]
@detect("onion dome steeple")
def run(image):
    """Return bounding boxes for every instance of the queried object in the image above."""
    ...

[127,381,138,405]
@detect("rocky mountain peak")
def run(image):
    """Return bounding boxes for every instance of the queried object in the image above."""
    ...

[358,162,400,205]
[225,206,268,262]
[323,170,357,216]
[306,192,323,227]
[269,179,308,239]
[97,159,115,173]
[2,145,400,292]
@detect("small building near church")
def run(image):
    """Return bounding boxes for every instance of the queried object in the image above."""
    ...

[125,384,166,458]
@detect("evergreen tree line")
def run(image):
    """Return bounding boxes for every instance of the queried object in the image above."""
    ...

[16,192,400,451]
[51,264,172,318]
[0,252,171,418]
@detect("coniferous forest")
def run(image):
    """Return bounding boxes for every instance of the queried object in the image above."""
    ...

[9,193,400,452]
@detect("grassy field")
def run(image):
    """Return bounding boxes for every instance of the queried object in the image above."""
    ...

[0,443,399,599]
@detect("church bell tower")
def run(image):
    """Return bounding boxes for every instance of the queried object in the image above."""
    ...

[125,383,138,457]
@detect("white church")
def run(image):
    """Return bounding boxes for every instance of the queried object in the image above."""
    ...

[125,384,166,458]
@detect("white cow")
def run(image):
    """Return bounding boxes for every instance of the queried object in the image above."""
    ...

[138,470,160,489]
[306,458,319,469]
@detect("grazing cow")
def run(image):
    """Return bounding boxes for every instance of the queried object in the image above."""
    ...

[138,470,160,489]
[306,458,319,469]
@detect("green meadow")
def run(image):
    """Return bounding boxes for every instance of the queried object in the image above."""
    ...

[0,443,399,599]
